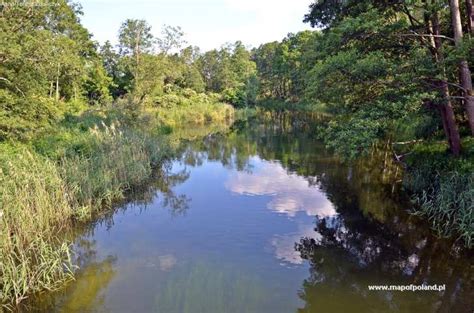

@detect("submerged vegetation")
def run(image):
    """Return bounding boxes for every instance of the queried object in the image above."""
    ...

[1,0,473,308]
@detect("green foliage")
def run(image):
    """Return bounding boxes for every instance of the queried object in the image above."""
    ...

[0,91,62,141]
[118,19,153,56]
[0,97,235,305]
[405,169,474,248]
[249,0,474,246]
[0,0,113,140]
[150,90,234,127]
[58,125,167,217]
[253,31,320,102]
[196,41,257,106]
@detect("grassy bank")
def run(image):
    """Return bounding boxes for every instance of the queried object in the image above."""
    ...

[403,139,474,248]
[0,93,234,308]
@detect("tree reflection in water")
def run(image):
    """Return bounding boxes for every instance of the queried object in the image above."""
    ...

[22,114,473,313]
[182,114,473,313]
[19,162,191,313]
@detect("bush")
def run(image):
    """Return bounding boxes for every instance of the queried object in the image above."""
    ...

[0,92,62,141]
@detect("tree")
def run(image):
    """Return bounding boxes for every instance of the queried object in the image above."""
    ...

[196,42,256,106]
[156,25,186,54]
[118,19,153,95]
[100,41,130,97]
[0,0,112,139]
[295,0,471,156]
[466,0,474,34]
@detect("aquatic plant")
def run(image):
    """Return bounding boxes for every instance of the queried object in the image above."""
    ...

[0,147,74,306]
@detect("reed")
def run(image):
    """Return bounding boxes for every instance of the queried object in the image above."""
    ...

[407,170,474,248]
[404,139,474,248]
[0,146,74,306]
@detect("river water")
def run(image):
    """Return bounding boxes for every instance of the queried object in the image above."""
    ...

[25,115,473,313]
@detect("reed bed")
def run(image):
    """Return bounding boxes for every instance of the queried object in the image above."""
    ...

[0,100,235,307]
[0,147,74,306]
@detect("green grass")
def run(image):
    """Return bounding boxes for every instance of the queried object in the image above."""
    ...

[403,138,474,248]
[149,91,234,128]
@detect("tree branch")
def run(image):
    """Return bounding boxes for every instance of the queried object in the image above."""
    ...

[0,77,26,97]
[398,32,456,42]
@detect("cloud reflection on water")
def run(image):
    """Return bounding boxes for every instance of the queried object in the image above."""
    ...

[225,157,337,265]
[225,157,336,218]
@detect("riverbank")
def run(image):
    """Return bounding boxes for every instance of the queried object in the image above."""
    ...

[0,94,234,308]
[402,139,474,248]
[251,102,474,248]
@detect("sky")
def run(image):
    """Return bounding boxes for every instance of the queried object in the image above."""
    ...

[78,0,314,51]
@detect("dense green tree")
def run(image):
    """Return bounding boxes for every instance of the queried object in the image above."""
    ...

[253,31,320,102]
[0,0,111,140]
[118,19,153,57]
[178,46,206,92]
[99,41,131,97]
[250,0,474,157]
[117,19,154,99]
[196,42,257,107]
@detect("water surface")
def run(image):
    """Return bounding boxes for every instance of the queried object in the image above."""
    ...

[26,115,473,313]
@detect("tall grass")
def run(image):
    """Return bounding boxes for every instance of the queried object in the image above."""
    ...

[404,139,474,248]
[0,147,74,306]
[151,98,234,128]
[60,124,169,220]
[0,128,167,307]
[406,170,474,248]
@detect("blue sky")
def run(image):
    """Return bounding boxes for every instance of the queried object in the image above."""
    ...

[78,0,314,51]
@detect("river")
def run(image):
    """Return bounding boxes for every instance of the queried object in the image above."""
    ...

[24,114,473,313]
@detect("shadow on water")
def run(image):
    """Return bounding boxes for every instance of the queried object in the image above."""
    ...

[20,113,473,313]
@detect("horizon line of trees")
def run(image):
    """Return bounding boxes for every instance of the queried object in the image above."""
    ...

[2,0,474,159]
[1,1,258,141]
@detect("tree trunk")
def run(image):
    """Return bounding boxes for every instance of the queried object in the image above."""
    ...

[134,26,143,97]
[466,0,474,34]
[55,63,60,101]
[450,0,474,135]
[433,10,462,155]
[438,83,462,155]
